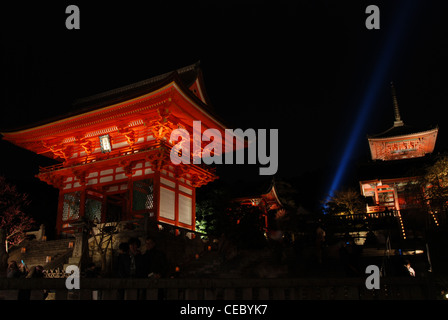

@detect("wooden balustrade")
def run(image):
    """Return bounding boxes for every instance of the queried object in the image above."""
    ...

[0,277,437,300]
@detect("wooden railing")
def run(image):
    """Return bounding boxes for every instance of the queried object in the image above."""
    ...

[0,277,437,300]
[325,212,398,221]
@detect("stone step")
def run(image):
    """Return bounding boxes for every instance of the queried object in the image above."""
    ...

[8,239,75,268]
[23,239,74,248]
[21,246,71,254]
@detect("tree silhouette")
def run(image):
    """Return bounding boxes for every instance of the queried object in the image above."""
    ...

[0,176,35,272]
[0,176,35,248]
[323,188,366,216]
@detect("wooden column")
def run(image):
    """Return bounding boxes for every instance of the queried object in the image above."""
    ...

[153,171,161,223]
[174,181,179,227]
[56,191,65,237]
[79,188,86,220]
[126,177,133,221]
[191,188,196,231]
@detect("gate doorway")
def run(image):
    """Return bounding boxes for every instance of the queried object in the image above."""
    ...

[105,192,128,222]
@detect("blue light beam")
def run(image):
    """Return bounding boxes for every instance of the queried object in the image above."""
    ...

[326,1,416,202]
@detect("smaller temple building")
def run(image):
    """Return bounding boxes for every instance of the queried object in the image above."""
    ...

[233,179,283,232]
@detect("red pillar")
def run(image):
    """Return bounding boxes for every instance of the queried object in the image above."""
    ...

[56,191,64,237]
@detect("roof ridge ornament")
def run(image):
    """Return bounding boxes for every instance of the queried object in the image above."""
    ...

[391,82,404,127]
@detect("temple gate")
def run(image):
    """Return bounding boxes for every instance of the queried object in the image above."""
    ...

[1,63,233,236]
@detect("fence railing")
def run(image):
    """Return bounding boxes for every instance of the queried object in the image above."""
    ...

[0,277,437,300]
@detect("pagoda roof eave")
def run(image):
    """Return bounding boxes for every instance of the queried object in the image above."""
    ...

[367,126,439,142]
[0,63,246,165]
[169,73,230,131]
[0,62,228,135]
[72,63,201,109]
[0,78,227,140]
[233,179,283,209]
[0,79,243,162]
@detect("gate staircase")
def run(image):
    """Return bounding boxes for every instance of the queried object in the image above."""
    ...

[8,238,74,270]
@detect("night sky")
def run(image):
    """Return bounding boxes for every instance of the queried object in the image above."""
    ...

[1,1,448,217]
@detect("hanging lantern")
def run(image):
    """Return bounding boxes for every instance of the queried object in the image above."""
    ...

[99,134,112,153]
[186,232,196,240]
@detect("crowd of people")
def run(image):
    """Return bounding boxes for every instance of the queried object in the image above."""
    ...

[116,236,168,279]
[7,261,45,280]
[6,261,46,300]
[4,235,169,300]
[114,236,168,300]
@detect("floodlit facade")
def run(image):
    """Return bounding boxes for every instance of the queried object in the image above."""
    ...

[1,63,231,236]
[359,84,439,238]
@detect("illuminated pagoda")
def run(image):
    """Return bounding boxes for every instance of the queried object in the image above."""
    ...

[359,83,439,239]
[1,62,232,236]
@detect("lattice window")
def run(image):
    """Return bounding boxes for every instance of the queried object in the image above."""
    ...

[178,194,192,225]
[160,187,175,220]
[132,179,154,211]
[85,198,102,222]
[62,192,81,221]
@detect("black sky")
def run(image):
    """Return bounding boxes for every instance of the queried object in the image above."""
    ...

[1,1,448,208]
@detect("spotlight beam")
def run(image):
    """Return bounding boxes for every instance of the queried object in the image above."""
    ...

[326,1,416,201]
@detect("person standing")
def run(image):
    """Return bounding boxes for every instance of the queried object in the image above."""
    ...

[404,260,416,277]
[143,236,168,279]
[128,237,145,278]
